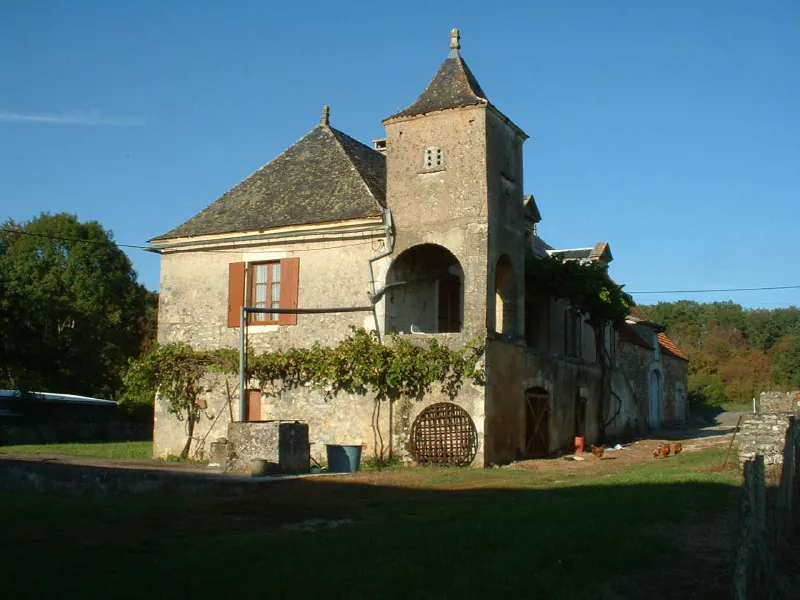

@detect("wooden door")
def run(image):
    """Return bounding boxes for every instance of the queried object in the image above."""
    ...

[246,389,261,422]
[524,389,550,458]
[437,275,461,333]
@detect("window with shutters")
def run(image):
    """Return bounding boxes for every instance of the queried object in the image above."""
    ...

[227,257,300,328]
[250,261,281,323]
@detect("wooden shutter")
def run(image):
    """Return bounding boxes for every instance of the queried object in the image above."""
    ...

[278,257,300,326]
[227,262,246,328]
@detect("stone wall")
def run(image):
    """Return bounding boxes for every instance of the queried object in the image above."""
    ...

[221,421,309,474]
[158,231,387,354]
[739,413,793,466]
[618,340,688,428]
[153,369,486,466]
[760,391,800,414]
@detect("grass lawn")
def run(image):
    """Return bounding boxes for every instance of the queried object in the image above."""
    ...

[0,446,740,599]
[0,440,153,460]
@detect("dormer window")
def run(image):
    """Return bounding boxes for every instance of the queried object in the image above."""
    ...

[422,146,445,172]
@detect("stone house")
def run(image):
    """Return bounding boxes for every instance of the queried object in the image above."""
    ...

[149,29,688,466]
[618,306,689,428]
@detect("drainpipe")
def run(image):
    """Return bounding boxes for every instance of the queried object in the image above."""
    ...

[367,207,394,342]
[239,306,246,422]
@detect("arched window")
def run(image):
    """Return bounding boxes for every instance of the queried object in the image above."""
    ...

[494,254,516,337]
[385,244,463,334]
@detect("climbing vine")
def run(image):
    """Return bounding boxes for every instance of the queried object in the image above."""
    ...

[122,329,485,459]
[249,328,484,400]
[527,256,635,440]
[526,256,634,328]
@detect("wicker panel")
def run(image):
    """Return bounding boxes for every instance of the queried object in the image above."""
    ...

[409,402,478,466]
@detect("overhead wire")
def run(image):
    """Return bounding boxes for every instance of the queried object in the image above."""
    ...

[3,227,799,295]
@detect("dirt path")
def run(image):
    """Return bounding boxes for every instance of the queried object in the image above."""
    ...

[506,419,739,476]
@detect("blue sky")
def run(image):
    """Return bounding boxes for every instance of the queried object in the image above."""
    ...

[1,1,798,309]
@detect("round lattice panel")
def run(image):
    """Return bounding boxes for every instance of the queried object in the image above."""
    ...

[409,402,478,466]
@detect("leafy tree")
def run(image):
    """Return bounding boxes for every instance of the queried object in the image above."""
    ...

[688,373,728,407]
[772,335,800,389]
[0,213,155,398]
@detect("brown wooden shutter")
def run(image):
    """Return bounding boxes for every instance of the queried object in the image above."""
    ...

[227,262,246,328]
[278,257,300,326]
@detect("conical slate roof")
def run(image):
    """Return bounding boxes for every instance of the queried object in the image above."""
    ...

[151,113,385,241]
[384,29,488,121]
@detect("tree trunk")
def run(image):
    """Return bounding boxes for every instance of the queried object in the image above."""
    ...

[180,411,195,459]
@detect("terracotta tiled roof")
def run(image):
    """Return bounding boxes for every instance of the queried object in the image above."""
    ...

[658,333,689,361]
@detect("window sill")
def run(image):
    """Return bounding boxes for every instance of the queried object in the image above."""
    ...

[246,324,280,332]
[418,166,446,175]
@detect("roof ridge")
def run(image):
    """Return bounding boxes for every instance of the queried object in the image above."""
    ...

[150,123,384,242]
[327,126,387,210]
[383,51,489,121]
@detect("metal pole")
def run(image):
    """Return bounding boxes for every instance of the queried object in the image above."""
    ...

[238,306,246,422]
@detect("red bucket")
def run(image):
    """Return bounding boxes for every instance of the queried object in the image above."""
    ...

[573,436,585,454]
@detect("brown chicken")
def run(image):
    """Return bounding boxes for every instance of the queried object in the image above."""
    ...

[673,442,683,456]
[590,444,605,458]
[661,443,671,458]
[652,448,661,459]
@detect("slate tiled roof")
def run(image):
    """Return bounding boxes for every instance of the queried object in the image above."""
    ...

[523,194,542,224]
[384,49,488,121]
[151,123,386,242]
[551,248,593,261]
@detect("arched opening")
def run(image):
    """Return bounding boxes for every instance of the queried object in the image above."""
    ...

[384,244,463,334]
[494,254,516,337]
[648,369,662,429]
[523,387,550,458]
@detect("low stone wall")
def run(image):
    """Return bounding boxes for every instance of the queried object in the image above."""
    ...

[732,419,800,598]
[738,413,793,466]
[0,457,276,496]
[760,391,800,415]
[0,421,151,446]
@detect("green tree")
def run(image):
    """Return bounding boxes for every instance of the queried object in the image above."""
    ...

[0,213,155,398]
[772,335,800,389]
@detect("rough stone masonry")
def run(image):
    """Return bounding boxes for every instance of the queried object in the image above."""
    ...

[739,413,794,466]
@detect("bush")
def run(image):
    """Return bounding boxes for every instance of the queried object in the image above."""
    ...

[689,373,728,407]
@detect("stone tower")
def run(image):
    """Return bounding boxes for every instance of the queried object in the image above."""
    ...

[381,29,528,341]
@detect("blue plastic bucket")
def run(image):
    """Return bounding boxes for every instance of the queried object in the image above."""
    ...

[326,444,363,473]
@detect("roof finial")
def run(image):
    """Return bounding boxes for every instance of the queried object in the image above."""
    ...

[449,28,461,51]
[321,105,330,126]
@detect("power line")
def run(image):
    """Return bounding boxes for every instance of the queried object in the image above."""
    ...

[629,285,800,294]
[4,228,799,294]
[0,228,150,250]
[0,227,381,254]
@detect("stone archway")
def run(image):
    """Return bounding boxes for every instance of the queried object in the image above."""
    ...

[384,244,463,334]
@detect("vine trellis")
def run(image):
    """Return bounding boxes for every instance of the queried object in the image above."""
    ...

[123,328,485,459]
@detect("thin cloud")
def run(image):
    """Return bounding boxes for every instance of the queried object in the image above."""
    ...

[0,109,146,126]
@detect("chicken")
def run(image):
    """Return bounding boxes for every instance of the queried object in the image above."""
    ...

[590,444,605,458]
[652,448,661,459]
[673,442,683,456]
[661,443,671,458]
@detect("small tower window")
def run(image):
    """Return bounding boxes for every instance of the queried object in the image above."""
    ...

[423,146,445,171]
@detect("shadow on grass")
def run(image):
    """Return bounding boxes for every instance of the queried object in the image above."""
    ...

[0,471,739,600]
